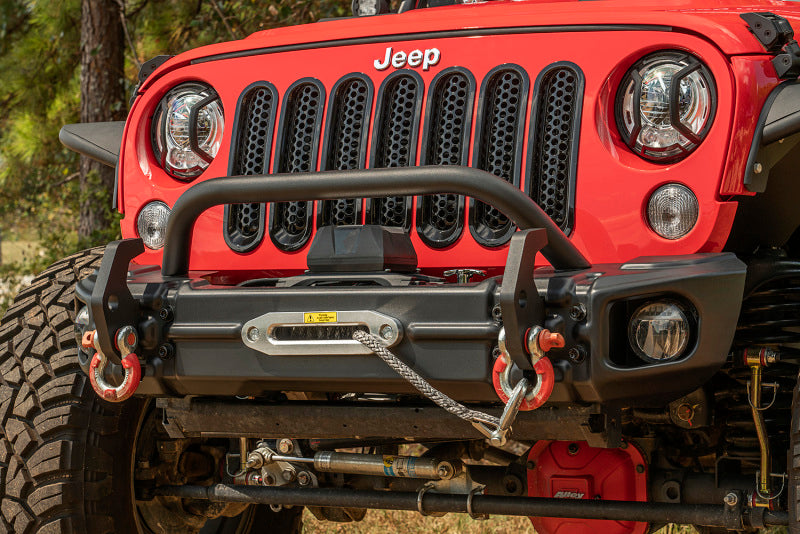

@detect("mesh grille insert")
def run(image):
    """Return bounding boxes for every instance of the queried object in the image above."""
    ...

[270,81,324,251]
[418,71,473,247]
[368,73,421,229]
[320,77,371,227]
[529,66,581,231]
[471,67,527,247]
[225,85,276,252]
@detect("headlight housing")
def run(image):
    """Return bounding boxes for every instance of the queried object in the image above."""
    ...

[152,82,224,180]
[616,51,715,162]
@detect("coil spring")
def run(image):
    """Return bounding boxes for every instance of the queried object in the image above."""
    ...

[736,256,800,347]
[719,255,800,468]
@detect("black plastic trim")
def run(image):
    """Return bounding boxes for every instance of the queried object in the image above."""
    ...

[470,64,530,247]
[224,81,279,253]
[189,25,674,65]
[416,67,475,248]
[270,78,326,251]
[59,121,124,168]
[526,61,584,236]
[318,73,374,228]
[366,70,424,231]
[743,80,800,192]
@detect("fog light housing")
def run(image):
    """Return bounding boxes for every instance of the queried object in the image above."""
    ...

[137,201,171,250]
[628,301,690,362]
[647,183,698,239]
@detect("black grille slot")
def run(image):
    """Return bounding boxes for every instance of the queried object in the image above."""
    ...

[225,84,276,252]
[470,66,529,247]
[367,72,422,229]
[319,76,372,227]
[417,70,474,248]
[528,64,582,232]
[270,80,325,251]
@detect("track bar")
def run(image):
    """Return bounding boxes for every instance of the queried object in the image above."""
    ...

[161,166,590,276]
[157,484,788,528]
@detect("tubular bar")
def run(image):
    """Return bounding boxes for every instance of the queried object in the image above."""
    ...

[161,166,590,276]
[156,484,788,528]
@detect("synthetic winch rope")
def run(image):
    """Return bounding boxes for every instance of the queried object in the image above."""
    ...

[353,331,501,428]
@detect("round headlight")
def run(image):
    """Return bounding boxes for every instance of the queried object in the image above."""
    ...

[647,183,698,239]
[628,301,690,362]
[617,51,715,162]
[152,83,224,180]
[137,201,171,250]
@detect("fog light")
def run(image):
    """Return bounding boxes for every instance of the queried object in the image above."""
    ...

[647,183,698,239]
[628,301,690,362]
[137,201,171,249]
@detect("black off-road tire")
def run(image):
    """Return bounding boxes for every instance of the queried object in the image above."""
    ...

[789,369,800,533]
[0,248,303,533]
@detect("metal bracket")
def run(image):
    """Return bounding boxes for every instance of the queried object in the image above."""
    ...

[89,239,144,365]
[498,229,547,371]
[741,12,800,79]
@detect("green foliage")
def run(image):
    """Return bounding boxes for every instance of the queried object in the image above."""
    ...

[0,0,349,295]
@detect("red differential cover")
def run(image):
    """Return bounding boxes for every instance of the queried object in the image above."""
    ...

[527,441,648,534]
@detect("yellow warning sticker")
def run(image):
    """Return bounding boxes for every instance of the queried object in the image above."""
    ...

[304,312,338,323]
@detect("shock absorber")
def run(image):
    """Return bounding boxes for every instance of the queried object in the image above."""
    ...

[238,446,461,484]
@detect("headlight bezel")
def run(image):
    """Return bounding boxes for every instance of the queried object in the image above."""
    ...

[615,50,717,163]
[151,82,224,180]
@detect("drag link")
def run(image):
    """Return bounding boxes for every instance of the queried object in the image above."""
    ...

[155,484,788,529]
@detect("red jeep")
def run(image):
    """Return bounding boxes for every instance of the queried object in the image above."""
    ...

[4,0,800,532]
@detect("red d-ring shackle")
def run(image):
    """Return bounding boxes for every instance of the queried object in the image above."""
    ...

[83,328,142,403]
[492,328,562,411]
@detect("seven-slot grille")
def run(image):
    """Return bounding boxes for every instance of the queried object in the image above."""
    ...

[226,63,583,253]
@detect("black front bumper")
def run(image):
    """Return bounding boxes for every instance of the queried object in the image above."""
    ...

[75,167,746,407]
[75,247,747,407]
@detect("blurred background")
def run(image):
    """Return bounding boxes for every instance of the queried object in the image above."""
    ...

[0,0,352,312]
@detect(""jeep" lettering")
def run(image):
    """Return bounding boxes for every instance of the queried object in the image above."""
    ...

[374,47,441,71]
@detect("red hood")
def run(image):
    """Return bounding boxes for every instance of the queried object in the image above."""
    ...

[140,0,800,90]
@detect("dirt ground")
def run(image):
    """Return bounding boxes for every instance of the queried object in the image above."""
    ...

[300,509,704,533]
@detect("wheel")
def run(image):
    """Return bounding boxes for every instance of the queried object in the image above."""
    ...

[0,247,302,533]
[789,368,800,533]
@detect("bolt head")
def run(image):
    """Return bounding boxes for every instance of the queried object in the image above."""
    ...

[724,492,738,506]
[297,472,311,486]
[568,346,586,364]
[157,344,174,360]
[491,305,502,322]
[753,162,764,174]
[281,468,296,482]
[569,304,586,321]
[277,438,294,454]
[567,443,580,455]
[379,324,395,341]
[264,473,276,486]
[246,327,260,342]
[436,463,453,479]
